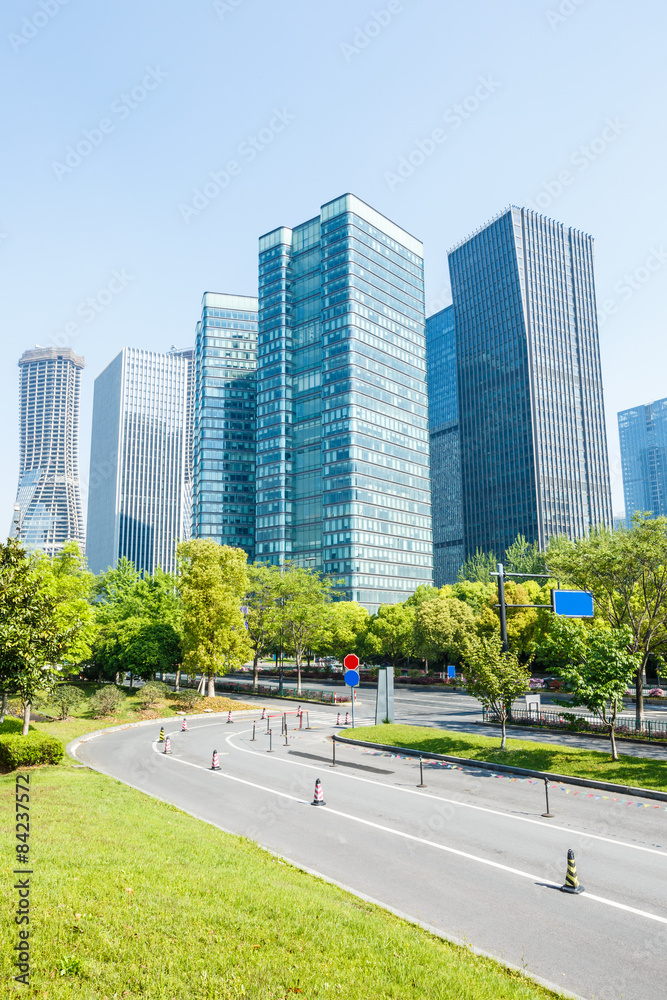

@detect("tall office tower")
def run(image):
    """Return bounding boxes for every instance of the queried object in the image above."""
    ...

[169,346,195,541]
[426,306,464,585]
[448,206,613,558]
[12,346,85,555]
[256,193,433,609]
[191,292,258,556]
[86,348,191,575]
[618,397,667,525]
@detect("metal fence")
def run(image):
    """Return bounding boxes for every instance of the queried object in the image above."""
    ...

[216,679,338,705]
[483,706,667,742]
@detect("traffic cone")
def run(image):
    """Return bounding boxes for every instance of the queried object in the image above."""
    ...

[163,736,172,754]
[181,718,188,732]
[210,750,220,770]
[336,712,341,726]
[345,712,350,725]
[158,726,165,742]
[227,710,233,724]
[261,707,266,721]
[311,778,325,806]
[560,849,584,894]
[297,705,302,718]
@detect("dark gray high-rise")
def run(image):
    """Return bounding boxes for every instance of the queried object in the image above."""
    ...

[443,206,612,560]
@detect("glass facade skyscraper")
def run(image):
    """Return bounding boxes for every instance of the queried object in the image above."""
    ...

[191,292,258,557]
[619,397,667,525]
[448,206,612,557]
[12,346,85,555]
[425,306,464,584]
[86,347,191,575]
[256,193,433,609]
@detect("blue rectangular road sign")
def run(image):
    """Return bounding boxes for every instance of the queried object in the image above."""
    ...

[447,665,456,679]
[551,589,594,617]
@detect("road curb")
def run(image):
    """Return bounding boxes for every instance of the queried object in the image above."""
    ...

[333,734,667,802]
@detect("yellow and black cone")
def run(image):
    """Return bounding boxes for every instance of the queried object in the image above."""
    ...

[158,727,165,743]
[560,849,584,894]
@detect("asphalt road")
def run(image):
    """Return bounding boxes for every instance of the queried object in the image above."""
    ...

[71,701,667,1000]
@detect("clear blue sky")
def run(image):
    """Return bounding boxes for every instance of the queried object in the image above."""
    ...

[2,0,666,525]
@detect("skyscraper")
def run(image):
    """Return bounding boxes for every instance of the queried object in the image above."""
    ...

[191,292,258,556]
[425,306,464,584]
[447,206,612,557]
[86,347,191,575]
[12,346,85,555]
[256,193,433,609]
[618,397,667,524]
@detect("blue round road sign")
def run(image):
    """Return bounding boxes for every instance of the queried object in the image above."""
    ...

[344,669,360,687]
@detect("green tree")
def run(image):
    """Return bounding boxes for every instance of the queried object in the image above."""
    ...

[413,594,475,668]
[276,564,337,695]
[0,539,84,734]
[33,542,97,669]
[178,540,250,696]
[123,620,182,685]
[457,548,497,584]
[49,684,85,721]
[504,534,547,579]
[547,515,667,724]
[539,619,640,760]
[364,603,415,668]
[245,564,282,692]
[313,601,370,663]
[462,632,532,750]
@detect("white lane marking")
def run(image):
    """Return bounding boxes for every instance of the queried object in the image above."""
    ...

[223,729,667,859]
[148,742,667,927]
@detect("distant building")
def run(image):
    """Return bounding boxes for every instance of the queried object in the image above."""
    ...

[86,347,191,575]
[191,292,258,557]
[256,193,433,609]
[12,346,85,555]
[618,397,667,525]
[447,206,612,558]
[425,306,464,584]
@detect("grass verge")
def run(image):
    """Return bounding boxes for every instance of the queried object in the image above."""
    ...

[0,766,565,1000]
[348,724,667,792]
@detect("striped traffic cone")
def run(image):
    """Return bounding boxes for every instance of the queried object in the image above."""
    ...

[210,749,220,770]
[345,712,350,725]
[560,849,584,894]
[158,726,165,742]
[336,712,341,726]
[227,710,233,724]
[163,736,172,754]
[181,718,188,732]
[297,705,302,717]
[311,778,325,806]
[261,707,266,721]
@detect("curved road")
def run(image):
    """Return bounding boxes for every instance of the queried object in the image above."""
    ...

[70,702,667,1000]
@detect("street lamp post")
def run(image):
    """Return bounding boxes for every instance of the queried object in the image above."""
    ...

[12,504,22,541]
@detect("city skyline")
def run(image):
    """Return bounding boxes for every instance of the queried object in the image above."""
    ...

[2,3,665,528]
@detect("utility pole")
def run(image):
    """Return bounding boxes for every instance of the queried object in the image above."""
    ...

[496,563,509,653]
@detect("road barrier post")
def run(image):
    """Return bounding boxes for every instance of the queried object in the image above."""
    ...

[541,777,554,818]
[267,730,273,753]
[417,756,427,788]
[251,723,256,742]
[331,739,336,767]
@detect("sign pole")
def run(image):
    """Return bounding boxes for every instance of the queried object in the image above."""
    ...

[351,685,355,729]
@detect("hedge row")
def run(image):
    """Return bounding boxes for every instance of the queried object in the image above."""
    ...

[0,733,65,769]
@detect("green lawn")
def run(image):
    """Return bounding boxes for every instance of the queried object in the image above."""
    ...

[0,763,565,1000]
[348,724,667,792]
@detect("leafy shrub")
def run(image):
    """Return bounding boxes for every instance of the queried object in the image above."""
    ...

[178,688,201,710]
[0,733,64,769]
[137,681,169,709]
[529,678,545,689]
[89,686,126,717]
[649,688,665,697]
[51,684,86,720]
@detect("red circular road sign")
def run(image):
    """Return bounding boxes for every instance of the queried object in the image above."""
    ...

[344,653,359,669]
